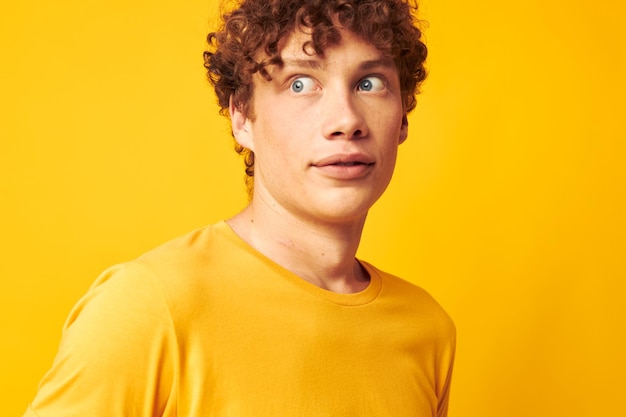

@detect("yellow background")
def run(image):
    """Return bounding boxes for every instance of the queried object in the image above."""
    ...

[1,0,624,415]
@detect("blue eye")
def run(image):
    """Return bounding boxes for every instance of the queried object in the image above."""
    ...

[358,77,385,92]
[290,77,316,93]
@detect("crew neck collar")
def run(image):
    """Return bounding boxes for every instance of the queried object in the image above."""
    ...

[215,220,382,306]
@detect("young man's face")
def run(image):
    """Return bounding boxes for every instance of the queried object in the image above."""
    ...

[231,27,408,225]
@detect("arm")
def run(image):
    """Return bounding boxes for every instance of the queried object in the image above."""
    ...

[24,263,177,417]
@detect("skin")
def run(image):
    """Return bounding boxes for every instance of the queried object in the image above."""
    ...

[227,26,408,294]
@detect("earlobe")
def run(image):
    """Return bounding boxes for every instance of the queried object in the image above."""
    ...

[399,115,409,144]
[229,96,254,151]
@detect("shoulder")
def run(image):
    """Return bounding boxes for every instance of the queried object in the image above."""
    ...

[364,261,456,337]
[61,261,175,354]
[135,222,228,268]
[365,261,446,304]
[91,221,253,323]
[61,222,233,336]
[125,221,237,295]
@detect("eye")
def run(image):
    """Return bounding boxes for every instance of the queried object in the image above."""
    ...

[290,76,316,94]
[358,76,385,92]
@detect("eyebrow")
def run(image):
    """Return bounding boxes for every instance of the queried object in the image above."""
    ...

[281,59,324,70]
[359,58,396,71]
[281,57,396,71]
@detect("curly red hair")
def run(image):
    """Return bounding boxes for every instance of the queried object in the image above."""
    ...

[204,0,427,193]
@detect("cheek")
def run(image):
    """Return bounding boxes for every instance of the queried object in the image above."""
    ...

[378,140,401,174]
[252,124,301,173]
[384,147,399,171]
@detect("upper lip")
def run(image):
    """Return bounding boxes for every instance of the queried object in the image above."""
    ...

[312,153,375,167]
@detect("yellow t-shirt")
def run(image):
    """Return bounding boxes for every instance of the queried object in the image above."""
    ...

[25,221,455,416]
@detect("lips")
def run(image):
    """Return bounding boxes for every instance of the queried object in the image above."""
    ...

[312,153,375,179]
[313,153,374,168]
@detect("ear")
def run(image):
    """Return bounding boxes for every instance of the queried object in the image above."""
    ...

[229,96,254,152]
[399,115,409,144]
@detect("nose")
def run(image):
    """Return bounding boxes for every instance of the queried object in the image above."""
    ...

[321,89,368,140]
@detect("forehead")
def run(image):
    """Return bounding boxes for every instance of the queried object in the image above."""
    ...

[275,26,393,69]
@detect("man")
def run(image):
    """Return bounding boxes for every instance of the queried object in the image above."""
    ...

[24,0,455,416]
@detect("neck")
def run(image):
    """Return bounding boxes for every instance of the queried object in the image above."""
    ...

[226,199,369,294]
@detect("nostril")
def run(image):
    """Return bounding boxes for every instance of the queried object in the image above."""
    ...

[329,129,364,139]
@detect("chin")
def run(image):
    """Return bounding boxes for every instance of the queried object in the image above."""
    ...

[313,195,381,224]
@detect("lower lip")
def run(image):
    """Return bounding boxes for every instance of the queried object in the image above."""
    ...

[313,163,374,179]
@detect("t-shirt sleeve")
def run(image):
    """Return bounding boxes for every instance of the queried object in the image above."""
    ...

[436,318,456,417]
[24,262,177,417]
